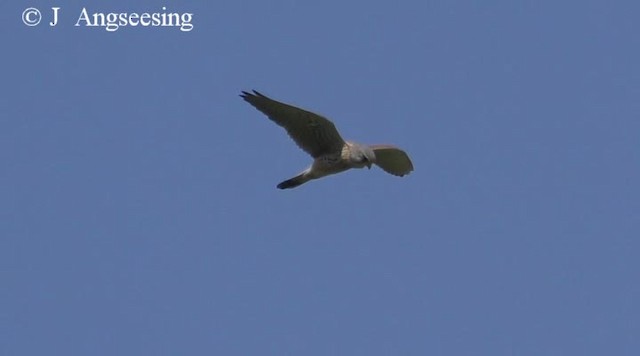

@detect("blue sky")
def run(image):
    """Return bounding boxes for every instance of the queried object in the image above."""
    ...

[2,1,638,355]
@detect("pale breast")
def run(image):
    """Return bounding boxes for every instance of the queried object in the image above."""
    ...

[311,152,351,177]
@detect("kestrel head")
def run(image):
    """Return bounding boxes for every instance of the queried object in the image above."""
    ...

[347,142,376,169]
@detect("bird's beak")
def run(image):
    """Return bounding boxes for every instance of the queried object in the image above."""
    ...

[366,162,372,169]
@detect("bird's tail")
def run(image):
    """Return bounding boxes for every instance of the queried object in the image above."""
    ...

[277,173,310,189]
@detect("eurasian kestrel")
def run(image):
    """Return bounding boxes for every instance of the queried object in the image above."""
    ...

[240,90,414,189]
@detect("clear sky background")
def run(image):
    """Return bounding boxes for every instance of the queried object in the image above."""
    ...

[2,1,638,355]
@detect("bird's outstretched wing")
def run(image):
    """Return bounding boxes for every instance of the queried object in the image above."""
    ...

[370,144,414,176]
[240,90,346,158]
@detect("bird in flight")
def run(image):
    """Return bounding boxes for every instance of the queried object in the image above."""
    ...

[240,90,414,189]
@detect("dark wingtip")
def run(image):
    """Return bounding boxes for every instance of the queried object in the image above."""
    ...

[276,178,303,189]
[276,182,292,189]
[240,90,268,101]
[239,90,252,99]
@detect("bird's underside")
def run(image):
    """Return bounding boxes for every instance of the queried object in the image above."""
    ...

[240,90,414,189]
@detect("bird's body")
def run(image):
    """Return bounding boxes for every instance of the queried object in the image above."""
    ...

[240,90,413,189]
[278,142,375,189]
